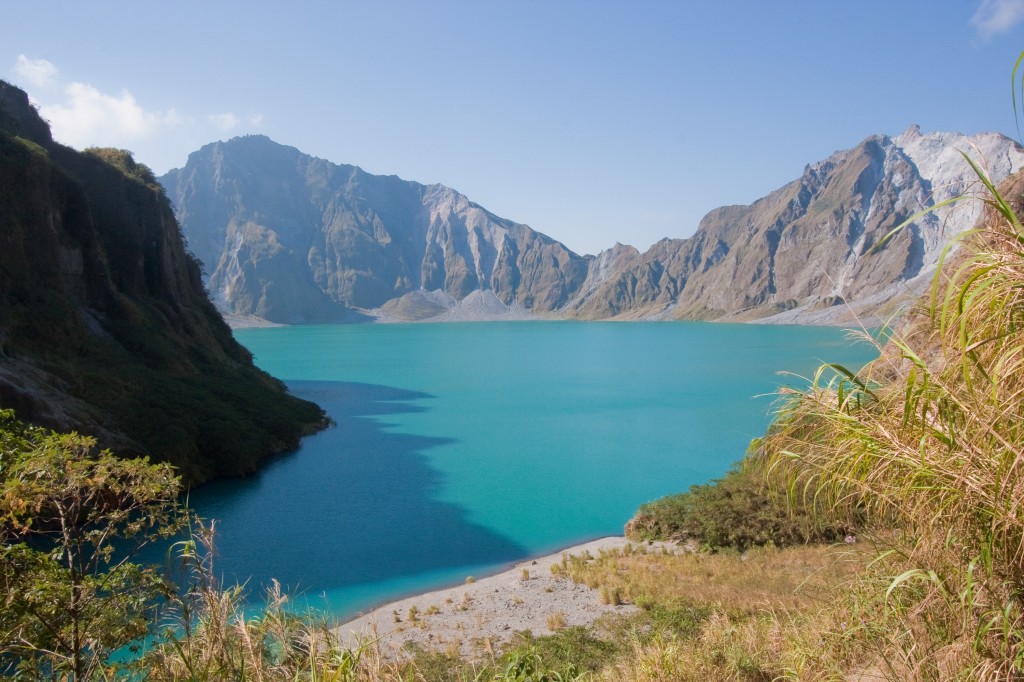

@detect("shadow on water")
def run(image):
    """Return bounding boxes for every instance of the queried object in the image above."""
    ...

[184,381,526,598]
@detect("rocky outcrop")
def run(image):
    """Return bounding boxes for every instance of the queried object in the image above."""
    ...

[162,128,1024,326]
[0,81,326,484]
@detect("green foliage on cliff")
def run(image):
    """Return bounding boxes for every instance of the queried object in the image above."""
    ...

[0,80,326,484]
[84,147,161,189]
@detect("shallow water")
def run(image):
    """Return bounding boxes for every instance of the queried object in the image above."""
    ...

[187,321,877,620]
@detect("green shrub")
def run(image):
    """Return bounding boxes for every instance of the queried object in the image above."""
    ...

[504,629,613,678]
[625,458,851,550]
[0,410,185,680]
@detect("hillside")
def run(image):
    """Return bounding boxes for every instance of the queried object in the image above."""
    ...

[0,81,326,484]
[162,129,1023,325]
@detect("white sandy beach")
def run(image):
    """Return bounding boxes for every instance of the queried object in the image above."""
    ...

[334,536,678,660]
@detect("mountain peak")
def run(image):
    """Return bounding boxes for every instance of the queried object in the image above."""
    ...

[0,80,53,145]
[901,123,923,139]
[159,140,589,321]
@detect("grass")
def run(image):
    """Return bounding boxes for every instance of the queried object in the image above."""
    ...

[122,519,871,681]
[562,543,865,617]
[760,149,1024,677]
[546,611,567,632]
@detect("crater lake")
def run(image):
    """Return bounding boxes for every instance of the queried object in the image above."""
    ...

[186,321,878,620]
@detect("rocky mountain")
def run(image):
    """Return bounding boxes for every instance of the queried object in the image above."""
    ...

[161,129,1024,326]
[160,136,587,323]
[0,81,326,484]
[569,126,1024,324]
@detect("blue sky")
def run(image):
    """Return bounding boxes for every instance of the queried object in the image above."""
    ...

[3,1,1024,256]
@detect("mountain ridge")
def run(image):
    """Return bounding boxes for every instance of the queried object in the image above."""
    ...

[160,128,1024,326]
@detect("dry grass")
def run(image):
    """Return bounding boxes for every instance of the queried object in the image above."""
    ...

[761,160,1024,678]
[546,611,567,632]
[564,543,867,616]
[551,542,871,681]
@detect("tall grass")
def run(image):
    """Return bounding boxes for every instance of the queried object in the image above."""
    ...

[762,154,1024,678]
[136,520,601,681]
[137,522,399,682]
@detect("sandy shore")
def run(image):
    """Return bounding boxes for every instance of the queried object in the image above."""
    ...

[334,536,677,660]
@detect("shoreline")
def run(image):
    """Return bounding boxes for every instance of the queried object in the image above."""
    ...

[333,536,677,660]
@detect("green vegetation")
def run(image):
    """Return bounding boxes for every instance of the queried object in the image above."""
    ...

[625,457,852,550]
[0,410,374,681]
[0,80,326,484]
[0,410,185,680]
[83,147,162,190]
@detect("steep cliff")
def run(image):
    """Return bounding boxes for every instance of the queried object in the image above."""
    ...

[0,81,326,484]
[161,136,588,323]
[569,127,1024,323]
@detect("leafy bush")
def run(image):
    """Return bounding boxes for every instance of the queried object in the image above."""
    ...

[0,410,185,680]
[625,458,851,550]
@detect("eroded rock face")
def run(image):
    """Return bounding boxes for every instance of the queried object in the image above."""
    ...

[161,137,588,323]
[565,128,1024,323]
[162,128,1024,325]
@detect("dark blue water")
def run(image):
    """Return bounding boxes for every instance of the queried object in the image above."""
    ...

[187,321,876,620]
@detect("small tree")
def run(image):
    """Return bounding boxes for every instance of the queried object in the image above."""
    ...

[0,410,185,680]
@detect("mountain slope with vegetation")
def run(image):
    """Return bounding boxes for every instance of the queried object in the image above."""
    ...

[0,80,326,484]
[612,161,1024,678]
[755,163,1024,678]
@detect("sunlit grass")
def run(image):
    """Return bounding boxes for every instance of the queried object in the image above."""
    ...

[762,143,1024,677]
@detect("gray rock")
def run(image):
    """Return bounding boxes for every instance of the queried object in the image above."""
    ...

[161,128,1024,326]
[161,136,586,323]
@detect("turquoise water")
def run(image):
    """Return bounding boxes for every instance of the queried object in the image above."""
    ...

[188,321,876,621]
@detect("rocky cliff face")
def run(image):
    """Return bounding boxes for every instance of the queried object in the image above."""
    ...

[570,126,1024,323]
[0,81,325,484]
[161,136,588,323]
[162,128,1024,326]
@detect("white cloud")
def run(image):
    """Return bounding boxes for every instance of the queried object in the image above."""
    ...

[39,82,180,148]
[971,0,1024,38]
[12,57,251,171]
[208,112,239,131]
[13,54,58,88]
